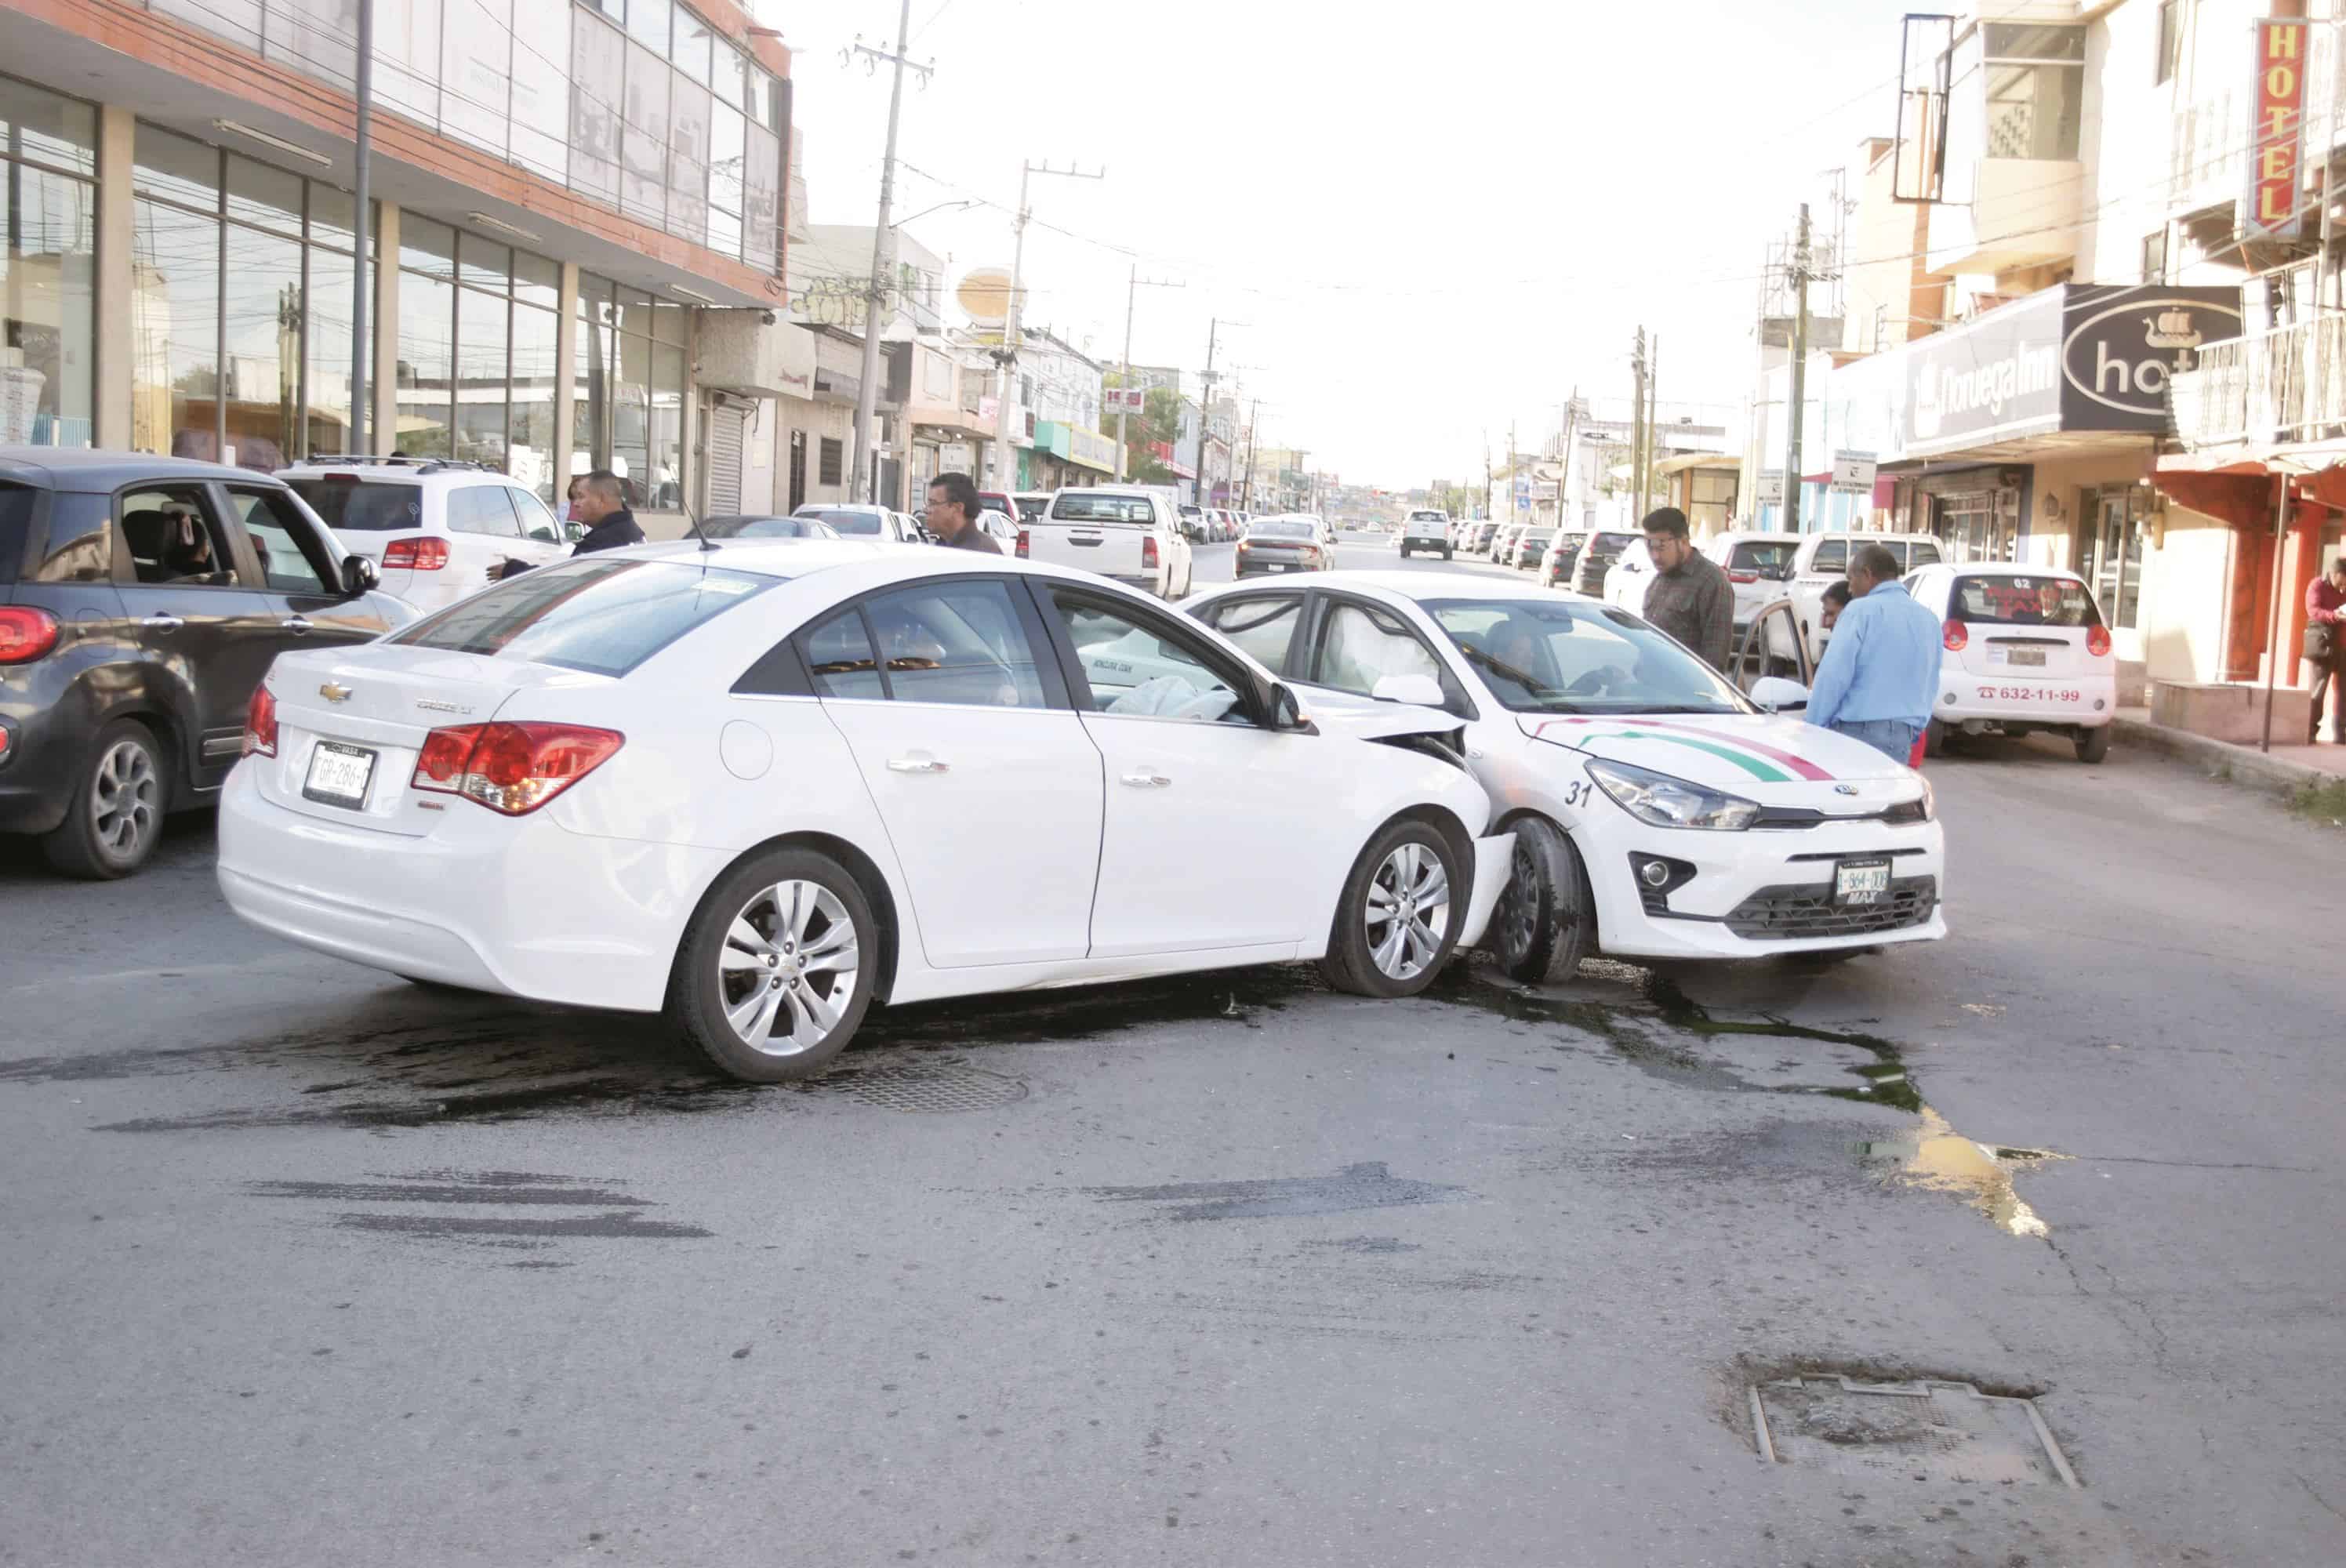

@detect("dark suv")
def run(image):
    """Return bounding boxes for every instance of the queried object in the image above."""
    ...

[0,451,415,878]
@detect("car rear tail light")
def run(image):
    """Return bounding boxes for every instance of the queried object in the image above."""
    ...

[1942,619,1968,652]
[409,721,623,815]
[1015,528,1029,559]
[383,535,450,570]
[0,607,60,664]
[2086,624,2112,657]
[1142,535,1160,571]
[1727,569,1759,584]
[242,683,278,757]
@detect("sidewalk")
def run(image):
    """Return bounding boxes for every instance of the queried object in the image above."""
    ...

[2113,705,2346,795]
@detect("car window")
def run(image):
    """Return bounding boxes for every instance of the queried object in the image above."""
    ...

[1952,574,2103,626]
[1582,532,1637,565]
[446,485,522,538]
[1247,521,1314,539]
[1200,593,1302,670]
[1049,590,1247,722]
[854,581,1051,709]
[1050,493,1154,524]
[1426,597,1747,715]
[390,557,774,676]
[118,485,245,587]
[510,488,563,543]
[27,490,111,584]
[285,477,424,532]
[803,608,884,699]
[1906,539,1944,568]
[1730,602,1809,691]
[1809,538,1848,573]
[806,508,883,535]
[1314,601,1445,700]
[227,488,333,595]
[1727,539,1797,575]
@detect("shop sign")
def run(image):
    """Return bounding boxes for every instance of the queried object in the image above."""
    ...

[2244,17,2309,241]
[1829,452,1877,493]
[2058,285,2243,426]
[1070,425,1118,472]
[1756,470,1785,506]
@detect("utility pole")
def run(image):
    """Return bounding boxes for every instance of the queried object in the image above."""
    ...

[991,158,1105,495]
[350,0,372,452]
[844,6,934,506]
[1629,328,1647,522]
[1645,333,1660,521]
[1194,318,1236,506]
[1240,398,1261,512]
[1114,266,1181,481]
[1784,201,1813,535]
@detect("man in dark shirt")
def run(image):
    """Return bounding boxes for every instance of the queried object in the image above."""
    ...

[924,471,1002,554]
[1636,506,1734,669]
[568,470,645,554]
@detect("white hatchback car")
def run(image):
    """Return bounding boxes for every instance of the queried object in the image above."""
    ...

[1905,563,2118,763]
[1188,572,1946,982]
[280,459,572,613]
[217,544,1513,1081]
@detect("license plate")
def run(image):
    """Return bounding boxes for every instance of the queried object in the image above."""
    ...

[303,740,378,808]
[1267,562,1287,572]
[2005,647,2046,667]
[1835,858,1891,906]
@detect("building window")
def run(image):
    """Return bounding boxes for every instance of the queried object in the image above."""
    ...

[1983,24,2084,161]
[2155,0,2182,86]
[1,75,98,448]
[573,277,685,510]
[2141,228,2169,284]
[819,436,843,485]
[392,217,561,497]
[130,121,368,469]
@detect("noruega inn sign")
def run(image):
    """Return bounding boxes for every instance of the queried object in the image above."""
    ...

[1902,284,2242,456]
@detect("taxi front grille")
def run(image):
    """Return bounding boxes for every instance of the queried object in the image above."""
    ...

[1723,876,1937,941]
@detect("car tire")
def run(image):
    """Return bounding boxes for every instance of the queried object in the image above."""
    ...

[1488,816,1595,985]
[666,848,877,1083]
[2075,725,2111,764]
[42,718,169,880]
[1318,818,1464,1000]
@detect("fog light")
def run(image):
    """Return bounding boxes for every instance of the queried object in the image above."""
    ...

[1640,858,1672,888]
[2094,698,2106,711]
[1943,691,1957,705]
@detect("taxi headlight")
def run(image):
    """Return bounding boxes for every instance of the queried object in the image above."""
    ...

[1883,778,1934,824]
[1585,757,1759,831]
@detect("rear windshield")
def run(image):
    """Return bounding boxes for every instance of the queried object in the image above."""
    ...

[1015,496,1049,521]
[285,477,425,532]
[1051,493,1154,524]
[705,515,821,539]
[1248,521,1313,539]
[1407,511,1446,523]
[1898,539,1944,568]
[1952,574,2102,627]
[1519,528,1556,544]
[1584,532,1638,561]
[389,557,775,676]
[801,509,882,535]
[1727,539,1797,573]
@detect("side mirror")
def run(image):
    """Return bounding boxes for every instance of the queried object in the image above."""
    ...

[1371,673,1447,707]
[1268,681,1316,734]
[565,521,586,543]
[341,554,380,597]
[1749,675,1810,713]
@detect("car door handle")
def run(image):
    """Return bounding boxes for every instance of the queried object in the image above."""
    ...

[142,615,183,633]
[1120,771,1172,788]
[887,754,950,774]
[282,615,314,634]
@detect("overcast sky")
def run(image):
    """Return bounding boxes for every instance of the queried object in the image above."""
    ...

[781,0,1903,488]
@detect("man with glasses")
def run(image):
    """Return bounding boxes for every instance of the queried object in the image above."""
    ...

[1636,507,1734,670]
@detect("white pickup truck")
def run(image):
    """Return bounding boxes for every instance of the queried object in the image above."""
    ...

[1022,485,1196,600]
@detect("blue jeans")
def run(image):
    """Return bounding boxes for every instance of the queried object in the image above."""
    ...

[1831,717,1924,762]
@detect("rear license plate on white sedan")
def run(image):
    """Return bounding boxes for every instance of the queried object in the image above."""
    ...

[303,740,378,808]
[1834,858,1891,906]
[2004,647,2047,667]
[1266,562,1288,571]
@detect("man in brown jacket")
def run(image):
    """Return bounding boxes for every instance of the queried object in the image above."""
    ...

[924,472,1003,555]
[1636,506,1734,670]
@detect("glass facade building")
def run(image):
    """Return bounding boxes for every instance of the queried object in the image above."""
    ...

[1,78,98,447]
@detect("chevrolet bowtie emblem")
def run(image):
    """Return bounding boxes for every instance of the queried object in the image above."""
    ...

[319,681,352,702]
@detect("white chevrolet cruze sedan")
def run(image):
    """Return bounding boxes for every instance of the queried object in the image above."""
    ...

[216,543,1513,1080]
[1186,572,1948,983]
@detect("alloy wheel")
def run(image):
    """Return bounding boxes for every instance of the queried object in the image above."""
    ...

[91,739,158,862]
[717,880,862,1056]
[1364,840,1451,982]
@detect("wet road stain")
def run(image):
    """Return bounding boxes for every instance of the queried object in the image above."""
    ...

[245,1168,710,1248]
[1859,1112,2069,1238]
[1089,1161,1467,1221]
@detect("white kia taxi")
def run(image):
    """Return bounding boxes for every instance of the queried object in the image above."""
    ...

[1905,564,2118,763]
[1187,572,1947,983]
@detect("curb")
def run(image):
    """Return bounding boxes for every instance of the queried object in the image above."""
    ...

[2112,717,2333,797]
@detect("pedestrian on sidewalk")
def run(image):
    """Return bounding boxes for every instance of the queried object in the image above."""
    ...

[924,472,1002,555]
[498,470,641,579]
[2306,558,2346,742]
[1636,506,1732,669]
[1803,541,1940,763]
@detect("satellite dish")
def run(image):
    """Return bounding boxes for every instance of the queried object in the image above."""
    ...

[956,266,1015,327]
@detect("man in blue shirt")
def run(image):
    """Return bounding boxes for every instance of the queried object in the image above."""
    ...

[1803,541,1941,762]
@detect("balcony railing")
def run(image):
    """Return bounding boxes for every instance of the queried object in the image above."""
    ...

[2170,316,2346,448]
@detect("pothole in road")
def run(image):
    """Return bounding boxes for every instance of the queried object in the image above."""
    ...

[1429,961,2070,1238]
[1748,1374,2080,1490]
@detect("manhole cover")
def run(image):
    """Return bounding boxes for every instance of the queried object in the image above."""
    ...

[823,1062,1029,1114]
[1751,1377,2079,1488]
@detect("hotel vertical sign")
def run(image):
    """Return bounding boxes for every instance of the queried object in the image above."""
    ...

[2245,17,2309,241]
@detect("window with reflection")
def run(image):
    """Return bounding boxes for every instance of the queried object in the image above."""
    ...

[2,76,98,447]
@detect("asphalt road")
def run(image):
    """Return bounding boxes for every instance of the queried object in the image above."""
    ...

[3,536,2342,1566]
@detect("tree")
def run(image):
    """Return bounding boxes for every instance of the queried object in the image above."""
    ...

[1106,373,1182,485]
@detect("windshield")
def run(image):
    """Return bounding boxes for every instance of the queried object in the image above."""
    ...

[1551,533,1587,557]
[801,509,883,535]
[1051,493,1155,523]
[703,516,829,539]
[1424,597,1749,716]
[1248,521,1314,539]
[390,557,775,676]
[1952,574,2104,627]
[285,478,424,532]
